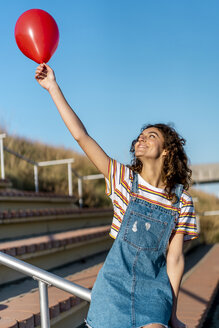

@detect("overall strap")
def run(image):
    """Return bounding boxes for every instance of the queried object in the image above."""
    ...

[172,184,184,208]
[131,171,139,194]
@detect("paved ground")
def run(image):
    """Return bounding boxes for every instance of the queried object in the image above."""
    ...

[177,243,219,328]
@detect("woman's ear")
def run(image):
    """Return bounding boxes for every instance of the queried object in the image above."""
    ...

[162,149,168,157]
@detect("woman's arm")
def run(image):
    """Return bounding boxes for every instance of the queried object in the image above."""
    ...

[35,63,109,178]
[166,233,186,328]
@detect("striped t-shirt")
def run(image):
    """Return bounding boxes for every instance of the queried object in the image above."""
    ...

[105,159,198,242]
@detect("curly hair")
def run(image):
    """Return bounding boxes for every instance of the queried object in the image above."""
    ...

[129,123,192,202]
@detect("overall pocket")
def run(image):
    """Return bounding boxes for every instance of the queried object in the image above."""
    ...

[123,210,168,250]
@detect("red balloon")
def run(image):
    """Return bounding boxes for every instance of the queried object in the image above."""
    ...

[15,9,59,63]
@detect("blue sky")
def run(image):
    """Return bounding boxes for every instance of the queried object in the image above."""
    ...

[1,0,219,195]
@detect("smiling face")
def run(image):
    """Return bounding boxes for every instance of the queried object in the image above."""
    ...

[134,127,166,161]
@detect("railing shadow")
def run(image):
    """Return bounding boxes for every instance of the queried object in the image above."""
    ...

[180,287,208,305]
[0,304,8,311]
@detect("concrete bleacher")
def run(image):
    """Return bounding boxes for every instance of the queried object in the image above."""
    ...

[0,263,101,328]
[0,226,111,285]
[0,244,218,328]
[0,186,113,327]
[0,206,112,241]
[0,183,217,328]
[0,189,78,210]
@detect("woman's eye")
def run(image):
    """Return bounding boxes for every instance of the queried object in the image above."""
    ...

[149,134,155,138]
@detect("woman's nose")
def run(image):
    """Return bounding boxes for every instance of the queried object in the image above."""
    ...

[139,136,146,142]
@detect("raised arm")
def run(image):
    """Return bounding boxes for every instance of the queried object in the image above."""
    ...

[35,63,109,178]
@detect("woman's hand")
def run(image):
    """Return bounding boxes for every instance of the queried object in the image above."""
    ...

[35,63,56,91]
[170,316,187,328]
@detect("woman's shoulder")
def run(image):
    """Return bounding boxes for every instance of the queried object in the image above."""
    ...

[180,189,195,207]
[181,189,193,200]
[109,158,134,185]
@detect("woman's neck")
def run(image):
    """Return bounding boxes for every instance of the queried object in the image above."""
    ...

[140,160,165,189]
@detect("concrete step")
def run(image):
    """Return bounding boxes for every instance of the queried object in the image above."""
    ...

[0,189,77,210]
[0,208,113,241]
[0,226,112,285]
[0,263,102,328]
[0,179,12,189]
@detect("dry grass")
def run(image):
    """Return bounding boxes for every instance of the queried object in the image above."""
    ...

[2,129,110,208]
[190,188,219,243]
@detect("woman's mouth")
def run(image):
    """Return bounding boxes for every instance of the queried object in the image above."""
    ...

[137,144,149,150]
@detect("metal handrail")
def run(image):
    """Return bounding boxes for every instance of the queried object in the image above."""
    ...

[3,145,74,196]
[72,169,104,207]
[202,210,219,216]
[0,251,91,328]
[78,173,104,207]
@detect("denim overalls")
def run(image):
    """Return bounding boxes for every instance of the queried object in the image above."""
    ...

[86,173,183,328]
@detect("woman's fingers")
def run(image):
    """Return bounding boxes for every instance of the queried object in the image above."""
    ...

[35,66,48,79]
[35,72,46,78]
[35,76,44,80]
[35,66,47,73]
[35,70,46,76]
[35,63,47,73]
[35,63,52,77]
[35,72,47,78]
[37,71,47,76]
[35,63,55,89]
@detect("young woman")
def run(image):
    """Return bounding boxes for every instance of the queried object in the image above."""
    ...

[35,63,198,328]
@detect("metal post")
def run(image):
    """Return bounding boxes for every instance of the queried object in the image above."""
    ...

[196,215,201,234]
[38,280,50,328]
[78,178,83,208]
[68,163,73,196]
[0,138,5,180]
[34,165,39,192]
